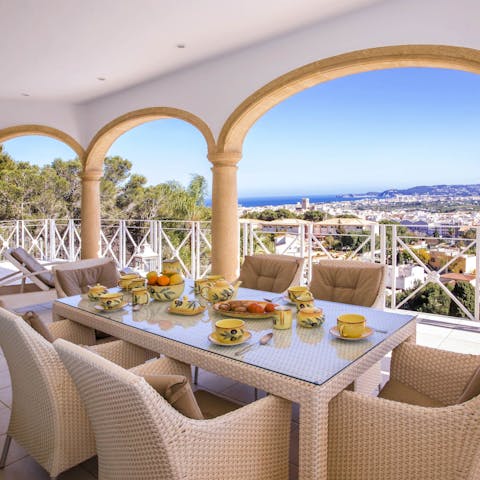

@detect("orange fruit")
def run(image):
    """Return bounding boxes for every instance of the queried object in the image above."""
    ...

[247,303,265,314]
[264,303,275,312]
[146,271,158,285]
[157,275,170,286]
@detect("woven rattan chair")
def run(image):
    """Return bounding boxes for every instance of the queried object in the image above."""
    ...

[238,254,305,293]
[55,338,292,480]
[327,342,480,480]
[309,260,387,394]
[0,306,187,479]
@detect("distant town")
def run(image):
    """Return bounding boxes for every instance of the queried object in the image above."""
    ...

[239,183,480,231]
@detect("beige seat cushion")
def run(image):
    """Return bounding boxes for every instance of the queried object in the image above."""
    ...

[10,247,55,288]
[379,379,445,408]
[193,389,240,419]
[21,311,55,343]
[309,261,383,307]
[238,255,300,293]
[55,260,120,296]
[143,374,204,419]
[143,375,240,420]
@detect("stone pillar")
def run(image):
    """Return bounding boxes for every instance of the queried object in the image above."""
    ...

[209,152,242,280]
[81,169,102,259]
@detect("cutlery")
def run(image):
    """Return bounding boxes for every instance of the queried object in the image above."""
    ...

[234,332,273,356]
[263,296,283,303]
[373,328,388,334]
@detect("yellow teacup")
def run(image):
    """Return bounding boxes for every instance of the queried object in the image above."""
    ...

[214,319,245,343]
[288,286,313,303]
[337,314,367,338]
[129,277,146,289]
[118,274,141,290]
[98,292,124,310]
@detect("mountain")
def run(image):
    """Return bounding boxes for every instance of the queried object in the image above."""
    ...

[378,184,480,198]
[339,184,480,199]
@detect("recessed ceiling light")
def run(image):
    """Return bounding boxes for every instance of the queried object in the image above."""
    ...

[96,77,106,81]
[176,43,186,49]
[20,92,30,97]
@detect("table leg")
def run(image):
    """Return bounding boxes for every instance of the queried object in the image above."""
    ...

[298,394,329,480]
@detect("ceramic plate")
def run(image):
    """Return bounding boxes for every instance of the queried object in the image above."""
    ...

[213,301,277,319]
[208,330,252,346]
[167,306,206,316]
[329,326,374,341]
[94,302,128,312]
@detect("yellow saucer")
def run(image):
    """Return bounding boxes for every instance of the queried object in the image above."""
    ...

[330,326,374,341]
[208,331,252,346]
[94,301,128,312]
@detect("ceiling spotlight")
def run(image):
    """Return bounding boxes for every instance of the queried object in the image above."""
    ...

[176,43,186,49]
[96,77,106,81]
[20,92,30,97]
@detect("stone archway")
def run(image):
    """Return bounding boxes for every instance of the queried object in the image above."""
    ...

[213,44,480,279]
[0,124,84,158]
[81,107,216,259]
[218,45,480,153]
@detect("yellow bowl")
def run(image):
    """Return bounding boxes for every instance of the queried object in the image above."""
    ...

[337,314,366,338]
[98,292,124,309]
[215,319,245,343]
[297,307,325,328]
[148,282,185,302]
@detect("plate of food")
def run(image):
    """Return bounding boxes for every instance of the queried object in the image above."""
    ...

[213,300,278,319]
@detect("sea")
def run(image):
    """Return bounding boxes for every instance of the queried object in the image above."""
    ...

[206,194,357,208]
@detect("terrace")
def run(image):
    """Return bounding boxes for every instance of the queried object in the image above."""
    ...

[1,1,480,479]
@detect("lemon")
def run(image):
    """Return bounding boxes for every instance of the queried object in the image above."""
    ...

[169,273,184,285]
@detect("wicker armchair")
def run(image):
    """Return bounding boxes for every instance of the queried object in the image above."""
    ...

[0,307,188,479]
[238,254,305,293]
[309,260,388,394]
[327,343,480,480]
[55,338,292,480]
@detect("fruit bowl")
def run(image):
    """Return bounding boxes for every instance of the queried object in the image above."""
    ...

[148,282,185,302]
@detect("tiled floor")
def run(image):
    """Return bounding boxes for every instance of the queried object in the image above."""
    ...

[1,295,480,479]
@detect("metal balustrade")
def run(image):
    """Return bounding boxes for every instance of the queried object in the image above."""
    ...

[1,218,479,321]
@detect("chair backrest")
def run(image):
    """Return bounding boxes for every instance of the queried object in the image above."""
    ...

[309,260,386,308]
[0,307,94,474]
[53,257,120,297]
[5,247,55,289]
[54,338,182,479]
[238,254,305,293]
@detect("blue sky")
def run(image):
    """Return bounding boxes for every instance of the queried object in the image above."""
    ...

[3,67,480,197]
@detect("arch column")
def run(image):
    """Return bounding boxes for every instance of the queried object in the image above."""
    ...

[81,169,103,259]
[209,151,242,280]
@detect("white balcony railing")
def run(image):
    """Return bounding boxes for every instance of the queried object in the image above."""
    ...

[1,218,479,321]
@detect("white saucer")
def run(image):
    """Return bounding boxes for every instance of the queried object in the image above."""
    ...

[208,331,252,346]
[94,301,128,312]
[330,326,374,341]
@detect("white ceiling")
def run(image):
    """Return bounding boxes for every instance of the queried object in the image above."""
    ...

[0,0,381,103]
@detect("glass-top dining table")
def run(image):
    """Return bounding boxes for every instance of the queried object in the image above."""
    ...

[53,279,416,480]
